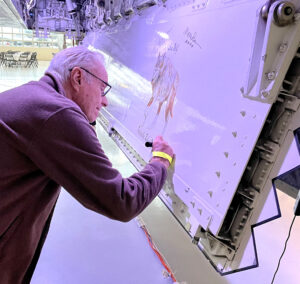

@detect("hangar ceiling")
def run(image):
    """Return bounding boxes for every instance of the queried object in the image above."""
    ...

[0,0,26,28]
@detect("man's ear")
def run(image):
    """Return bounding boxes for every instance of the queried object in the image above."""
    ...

[71,68,82,91]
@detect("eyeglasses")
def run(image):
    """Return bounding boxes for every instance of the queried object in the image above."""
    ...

[69,67,112,96]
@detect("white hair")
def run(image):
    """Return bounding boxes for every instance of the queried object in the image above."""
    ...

[46,46,105,84]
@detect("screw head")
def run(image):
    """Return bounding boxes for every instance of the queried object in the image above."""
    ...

[279,43,288,53]
[266,71,276,80]
[284,6,293,16]
[261,90,270,97]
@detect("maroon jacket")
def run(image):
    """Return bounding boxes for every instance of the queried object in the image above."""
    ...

[0,73,167,283]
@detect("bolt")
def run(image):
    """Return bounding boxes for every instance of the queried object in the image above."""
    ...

[240,87,244,94]
[232,131,237,138]
[240,111,246,117]
[266,71,276,80]
[279,43,288,53]
[215,171,221,178]
[224,152,229,158]
[261,5,268,19]
[261,90,270,97]
[284,6,293,16]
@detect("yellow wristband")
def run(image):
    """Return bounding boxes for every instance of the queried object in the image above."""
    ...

[152,151,173,164]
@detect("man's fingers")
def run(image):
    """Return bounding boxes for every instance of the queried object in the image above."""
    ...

[154,135,163,142]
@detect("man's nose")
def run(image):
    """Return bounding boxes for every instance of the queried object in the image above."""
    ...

[102,96,108,107]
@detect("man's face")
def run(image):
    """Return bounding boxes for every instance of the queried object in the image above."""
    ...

[71,62,109,122]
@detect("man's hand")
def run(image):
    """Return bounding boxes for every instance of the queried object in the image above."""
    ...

[150,136,174,169]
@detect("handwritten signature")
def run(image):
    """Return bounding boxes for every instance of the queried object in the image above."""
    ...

[184,27,202,49]
[168,42,179,53]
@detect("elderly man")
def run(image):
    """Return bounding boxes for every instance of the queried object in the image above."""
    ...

[0,46,174,283]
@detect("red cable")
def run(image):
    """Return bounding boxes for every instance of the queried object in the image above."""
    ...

[142,227,177,282]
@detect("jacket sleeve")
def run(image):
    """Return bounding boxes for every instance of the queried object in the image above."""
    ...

[26,108,167,222]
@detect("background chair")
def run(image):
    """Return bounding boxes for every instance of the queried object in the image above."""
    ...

[18,52,31,68]
[4,51,18,67]
[0,52,5,66]
[26,52,38,68]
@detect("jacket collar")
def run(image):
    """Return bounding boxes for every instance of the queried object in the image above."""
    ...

[40,71,66,97]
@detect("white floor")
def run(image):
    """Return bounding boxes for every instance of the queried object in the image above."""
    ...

[0,62,48,93]
[1,63,300,284]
